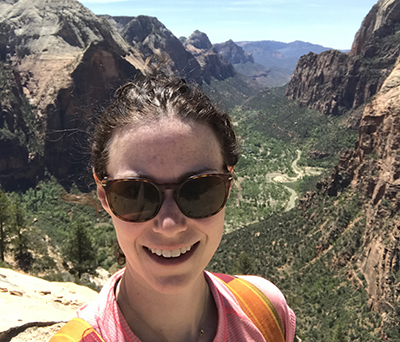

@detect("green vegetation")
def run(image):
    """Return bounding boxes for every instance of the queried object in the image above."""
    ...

[0,189,10,262]
[0,178,117,277]
[224,125,296,231]
[223,90,358,231]
[62,217,97,278]
[234,86,359,169]
[0,189,56,273]
[0,62,43,156]
[208,190,388,341]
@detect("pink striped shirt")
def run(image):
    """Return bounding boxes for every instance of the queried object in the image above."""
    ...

[77,269,296,342]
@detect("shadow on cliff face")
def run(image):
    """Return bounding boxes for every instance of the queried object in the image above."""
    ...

[43,40,143,191]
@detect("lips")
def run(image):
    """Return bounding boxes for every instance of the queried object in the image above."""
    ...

[144,242,199,264]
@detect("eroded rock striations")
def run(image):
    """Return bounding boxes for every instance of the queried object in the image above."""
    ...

[286,0,400,116]
[0,0,148,189]
[311,53,400,337]
[105,15,203,84]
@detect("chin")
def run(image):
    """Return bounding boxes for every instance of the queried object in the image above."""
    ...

[148,272,203,295]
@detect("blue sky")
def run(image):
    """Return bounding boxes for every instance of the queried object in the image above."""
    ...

[81,0,379,50]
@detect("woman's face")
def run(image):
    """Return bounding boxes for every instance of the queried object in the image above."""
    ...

[97,117,229,294]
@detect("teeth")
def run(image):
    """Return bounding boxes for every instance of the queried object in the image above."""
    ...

[149,245,193,258]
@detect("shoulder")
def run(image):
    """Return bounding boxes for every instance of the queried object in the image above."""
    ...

[236,275,286,309]
[237,275,296,342]
[208,272,296,342]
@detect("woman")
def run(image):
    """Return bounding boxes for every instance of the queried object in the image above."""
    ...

[52,76,296,342]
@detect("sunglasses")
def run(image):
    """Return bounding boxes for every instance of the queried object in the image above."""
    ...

[98,172,233,222]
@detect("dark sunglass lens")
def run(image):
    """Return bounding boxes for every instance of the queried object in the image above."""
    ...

[178,176,228,218]
[108,180,160,221]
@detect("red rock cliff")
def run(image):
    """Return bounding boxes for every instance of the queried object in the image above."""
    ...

[286,0,400,116]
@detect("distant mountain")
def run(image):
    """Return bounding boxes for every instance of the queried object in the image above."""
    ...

[236,40,331,71]
[213,39,294,87]
[213,39,331,88]
[214,39,254,64]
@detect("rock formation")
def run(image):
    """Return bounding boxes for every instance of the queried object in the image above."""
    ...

[182,30,235,84]
[312,52,400,338]
[104,15,203,84]
[0,267,98,341]
[0,0,149,189]
[0,1,262,190]
[213,39,254,65]
[0,63,43,191]
[286,0,400,116]
[106,18,241,85]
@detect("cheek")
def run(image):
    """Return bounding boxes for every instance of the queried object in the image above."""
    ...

[202,210,225,243]
[112,218,143,248]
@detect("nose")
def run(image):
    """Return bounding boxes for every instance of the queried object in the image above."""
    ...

[152,190,187,236]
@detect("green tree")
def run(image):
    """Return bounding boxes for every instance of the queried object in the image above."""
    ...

[0,189,10,262]
[8,198,32,271]
[328,320,346,342]
[63,217,97,278]
[230,252,257,275]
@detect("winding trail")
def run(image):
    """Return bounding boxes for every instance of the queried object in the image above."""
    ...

[266,150,324,211]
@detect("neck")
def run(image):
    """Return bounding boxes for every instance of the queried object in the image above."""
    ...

[116,270,217,342]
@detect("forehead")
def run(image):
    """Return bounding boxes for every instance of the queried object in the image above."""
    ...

[106,118,224,181]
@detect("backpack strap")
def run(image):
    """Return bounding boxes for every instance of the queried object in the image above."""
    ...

[49,317,105,342]
[213,273,285,342]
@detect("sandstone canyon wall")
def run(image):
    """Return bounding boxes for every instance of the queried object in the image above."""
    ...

[0,0,149,189]
[318,52,400,337]
[286,0,400,116]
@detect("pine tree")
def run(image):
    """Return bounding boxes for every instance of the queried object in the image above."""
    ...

[8,197,33,271]
[230,252,257,275]
[328,322,346,342]
[63,217,97,278]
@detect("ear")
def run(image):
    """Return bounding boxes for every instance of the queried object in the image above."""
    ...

[94,173,113,216]
[227,166,234,193]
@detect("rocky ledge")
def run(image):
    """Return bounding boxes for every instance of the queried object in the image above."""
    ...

[0,268,98,342]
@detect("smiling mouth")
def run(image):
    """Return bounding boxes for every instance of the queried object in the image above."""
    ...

[147,244,195,258]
